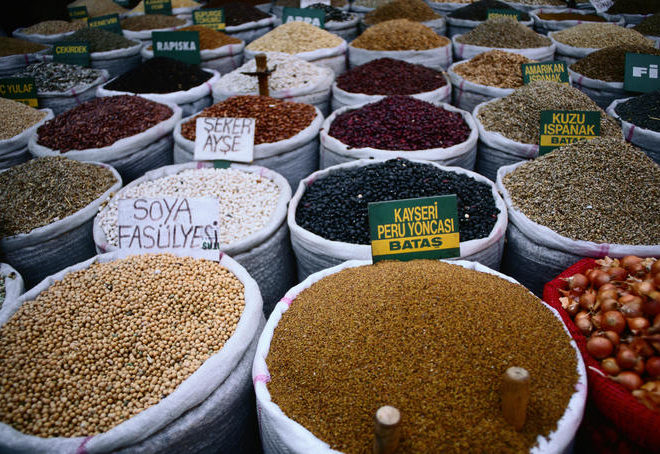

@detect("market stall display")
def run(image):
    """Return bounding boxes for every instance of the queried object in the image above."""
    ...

[0,99,53,169]
[362,0,447,36]
[603,0,659,26]
[530,9,612,35]
[0,263,23,311]
[446,0,532,38]
[608,92,660,164]
[129,0,202,19]
[67,0,128,17]
[204,1,276,44]
[306,3,360,41]
[12,20,85,45]
[633,13,660,46]
[0,37,49,77]
[121,14,191,45]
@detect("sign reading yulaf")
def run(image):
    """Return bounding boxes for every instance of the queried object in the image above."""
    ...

[624,53,660,93]
[193,8,225,31]
[486,9,520,20]
[368,195,460,263]
[52,41,90,67]
[282,7,325,28]
[68,5,88,20]
[145,0,172,15]
[539,110,600,155]
[117,197,221,260]
[0,77,38,107]
[522,61,569,85]
[88,14,122,34]
[194,117,255,163]
[152,31,201,64]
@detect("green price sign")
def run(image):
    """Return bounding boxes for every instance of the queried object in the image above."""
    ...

[145,0,172,15]
[193,9,225,31]
[0,77,38,108]
[152,31,201,65]
[282,7,325,29]
[522,61,569,85]
[68,6,88,21]
[52,41,90,67]
[624,53,660,93]
[539,110,600,155]
[88,14,122,34]
[487,9,520,20]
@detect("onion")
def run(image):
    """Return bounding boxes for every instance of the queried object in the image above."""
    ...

[630,338,654,358]
[621,255,642,270]
[654,273,660,287]
[592,312,604,330]
[632,359,645,375]
[579,291,597,311]
[587,336,614,359]
[601,357,621,375]
[651,260,660,275]
[575,311,592,336]
[634,281,655,297]
[647,357,660,378]
[607,266,627,281]
[567,273,588,291]
[598,283,617,293]
[597,288,618,304]
[590,269,610,288]
[645,291,660,316]
[617,346,640,370]
[602,311,626,334]
[627,317,650,334]
[621,299,644,318]
[611,371,643,390]
[602,330,620,347]
[601,298,619,313]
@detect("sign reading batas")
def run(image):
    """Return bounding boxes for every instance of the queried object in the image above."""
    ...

[368,195,460,263]
[194,117,255,163]
[539,110,600,155]
[152,31,201,64]
[52,41,90,67]
[0,77,38,107]
[193,8,225,31]
[282,7,325,28]
[522,61,569,85]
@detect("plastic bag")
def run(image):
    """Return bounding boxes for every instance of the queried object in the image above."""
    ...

[245,40,348,76]
[452,35,556,61]
[0,108,53,170]
[34,70,109,115]
[607,97,660,164]
[447,61,515,113]
[348,41,453,71]
[568,67,625,109]
[141,42,245,75]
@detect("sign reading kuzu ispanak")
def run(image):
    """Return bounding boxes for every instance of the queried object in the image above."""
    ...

[539,110,600,155]
[522,61,569,85]
[282,7,325,28]
[52,41,90,67]
[152,31,201,65]
[0,77,38,107]
[368,195,460,263]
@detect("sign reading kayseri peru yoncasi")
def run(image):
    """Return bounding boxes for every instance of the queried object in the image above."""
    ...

[539,110,600,156]
[68,6,88,20]
[486,9,520,20]
[368,195,460,263]
[522,61,569,85]
[152,31,201,65]
[624,53,660,93]
[282,7,325,29]
[52,41,90,67]
[194,117,255,163]
[88,14,122,34]
[193,9,225,31]
[145,0,172,15]
[0,77,38,107]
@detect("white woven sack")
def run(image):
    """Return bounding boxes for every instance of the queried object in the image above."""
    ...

[122,19,193,45]
[547,31,597,64]
[1,263,24,309]
[226,15,277,44]
[607,97,660,164]
[172,106,322,189]
[271,3,350,18]
[12,27,78,44]
[35,69,109,115]
[141,42,245,74]
[644,35,660,47]
[0,108,53,170]
[92,161,294,315]
[496,162,660,296]
[348,41,453,71]
[0,48,50,78]
[253,258,587,454]
[425,0,466,16]
[287,158,508,280]
[320,102,478,170]
[362,17,446,36]
[98,69,219,116]
[601,11,652,26]
[447,61,515,113]
[245,40,348,75]
[568,67,625,109]
[0,162,121,288]
[452,34,556,61]
[531,8,623,35]
[473,99,538,181]
[89,40,144,78]
[325,14,360,41]
[447,17,533,38]
[330,72,451,111]
[0,249,265,454]
[502,1,565,13]
[28,102,181,182]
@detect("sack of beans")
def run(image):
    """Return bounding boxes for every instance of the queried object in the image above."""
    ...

[0,251,264,453]
[530,8,620,35]
[447,50,533,114]
[121,14,192,45]
[447,16,534,38]
[496,137,660,297]
[472,81,621,182]
[29,95,181,183]
[446,0,532,38]
[0,99,53,170]
[253,258,587,453]
[226,15,277,44]
[93,162,294,315]
[245,22,349,75]
[607,93,660,165]
[632,13,660,47]
[288,158,507,280]
[128,0,202,20]
[361,0,447,35]
[321,97,478,170]
[0,263,24,310]
[173,96,323,189]
[331,58,451,111]
[213,53,335,116]
[211,2,277,44]
[97,58,219,116]
[453,17,556,61]
[12,20,85,44]
[272,0,350,19]
[567,69,624,111]
[0,37,50,77]
[0,157,122,288]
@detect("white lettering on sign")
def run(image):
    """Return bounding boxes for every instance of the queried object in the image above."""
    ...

[285,15,322,27]
[117,197,221,260]
[193,117,255,162]
[155,41,197,51]
[632,64,659,79]
[300,0,329,7]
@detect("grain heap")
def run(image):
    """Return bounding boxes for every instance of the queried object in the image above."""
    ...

[606,0,660,15]
[570,45,660,82]
[363,0,440,25]
[551,23,654,49]
[203,2,271,26]
[246,22,342,54]
[633,13,660,36]
[21,20,85,35]
[121,15,187,31]
[67,0,128,16]
[448,0,530,21]
[104,57,212,93]
[0,37,47,57]
[147,25,241,50]
[536,12,605,22]
[456,17,551,48]
[61,28,137,52]
[277,0,347,6]
[130,0,200,13]
[306,3,354,22]
[453,50,534,88]
[0,98,47,140]
[615,92,660,132]
[352,19,449,51]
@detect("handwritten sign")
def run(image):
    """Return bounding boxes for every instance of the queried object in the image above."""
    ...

[0,77,38,107]
[522,61,569,85]
[283,7,325,28]
[152,31,201,64]
[487,9,521,20]
[52,41,90,67]
[194,117,255,163]
[539,110,600,155]
[88,14,122,34]
[624,53,660,93]
[193,9,225,31]
[145,0,172,15]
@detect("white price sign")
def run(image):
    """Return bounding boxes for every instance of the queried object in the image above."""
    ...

[589,0,613,13]
[301,0,330,6]
[193,117,255,163]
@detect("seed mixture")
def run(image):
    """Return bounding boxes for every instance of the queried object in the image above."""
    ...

[130,0,200,13]
[61,28,136,52]
[0,98,47,140]
[268,260,577,453]
[246,22,343,54]
[14,62,104,93]
[0,253,245,437]
[453,50,534,88]
[203,1,270,26]
[352,19,449,51]
[296,159,498,244]
[615,91,660,132]
[0,157,117,237]
[98,167,280,247]
[181,95,316,143]
[21,20,85,35]
[477,81,620,144]
[363,0,440,25]
[121,15,187,31]
[633,13,660,36]
[68,0,128,17]
[503,138,660,245]
[551,23,654,48]
[0,37,47,57]
[104,57,212,94]
[449,0,529,21]
[456,17,551,48]
[570,44,660,82]
[306,3,353,22]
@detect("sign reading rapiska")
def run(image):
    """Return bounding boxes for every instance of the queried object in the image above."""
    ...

[152,31,201,64]
[539,110,600,155]
[368,195,460,263]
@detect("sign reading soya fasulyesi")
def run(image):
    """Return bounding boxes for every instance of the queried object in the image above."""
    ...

[193,9,225,31]
[194,117,255,163]
[539,110,600,155]
[368,195,460,263]
[624,53,660,93]
[152,31,200,65]
[522,61,569,85]
[52,41,90,67]
[88,14,122,34]
[145,0,172,15]
[487,9,520,20]
[282,7,325,28]
[68,6,88,21]
[117,197,221,260]
[0,77,38,107]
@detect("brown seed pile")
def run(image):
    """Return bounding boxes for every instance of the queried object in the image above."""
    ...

[121,14,187,31]
[68,0,128,17]
[246,22,343,54]
[453,50,535,88]
[536,12,605,22]
[456,17,551,49]
[633,13,660,36]
[21,20,85,35]
[570,44,660,82]
[181,95,316,144]
[551,23,654,48]
[0,253,245,437]
[0,37,47,57]
[503,138,660,245]
[477,81,620,144]
[268,260,578,454]
[0,157,117,237]
[0,97,47,140]
[352,19,449,51]
[363,0,440,25]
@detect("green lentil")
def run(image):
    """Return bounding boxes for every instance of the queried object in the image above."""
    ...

[503,137,660,245]
[13,62,104,93]
[121,14,187,31]
[570,44,660,82]
[21,20,85,35]
[551,23,654,48]
[456,17,551,49]
[352,19,449,51]
[61,28,137,53]
[268,260,578,454]
[0,37,47,57]
[0,98,47,140]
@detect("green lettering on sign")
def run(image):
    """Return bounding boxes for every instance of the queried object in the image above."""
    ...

[522,61,568,85]
[52,41,90,67]
[152,31,201,64]
[88,14,122,34]
[368,195,460,263]
[624,53,660,93]
[0,77,38,108]
[486,9,520,20]
[539,110,600,155]
[145,0,172,15]
[282,7,325,29]
[193,9,225,31]
[68,6,88,20]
